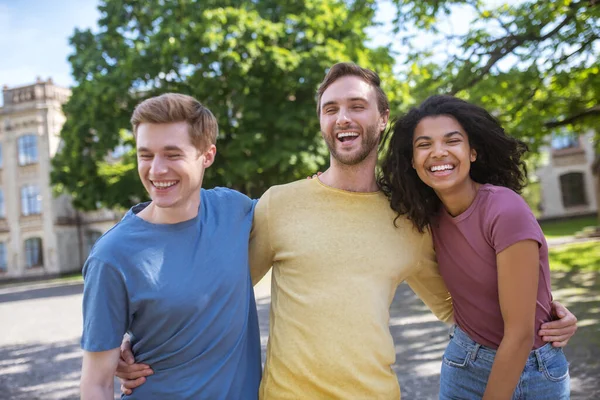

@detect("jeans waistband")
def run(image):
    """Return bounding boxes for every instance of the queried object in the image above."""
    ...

[450,325,564,368]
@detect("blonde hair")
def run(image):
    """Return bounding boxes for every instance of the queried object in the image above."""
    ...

[131,93,218,151]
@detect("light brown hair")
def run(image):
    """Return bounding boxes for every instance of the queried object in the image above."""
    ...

[316,62,389,116]
[131,93,218,151]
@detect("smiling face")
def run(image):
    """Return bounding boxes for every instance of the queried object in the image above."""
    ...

[412,115,477,196]
[136,121,215,211]
[319,76,388,166]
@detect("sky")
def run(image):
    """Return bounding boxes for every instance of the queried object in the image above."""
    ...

[0,0,100,89]
[0,0,523,94]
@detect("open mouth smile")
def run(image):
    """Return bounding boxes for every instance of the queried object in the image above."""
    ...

[336,131,359,143]
[428,163,456,176]
[429,164,454,172]
[151,180,179,190]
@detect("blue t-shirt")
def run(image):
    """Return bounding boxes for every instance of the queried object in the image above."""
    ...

[81,187,261,399]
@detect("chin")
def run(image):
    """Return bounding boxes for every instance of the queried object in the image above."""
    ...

[420,178,452,193]
[151,195,178,207]
[151,201,171,209]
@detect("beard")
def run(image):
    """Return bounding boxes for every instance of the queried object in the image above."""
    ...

[322,123,380,166]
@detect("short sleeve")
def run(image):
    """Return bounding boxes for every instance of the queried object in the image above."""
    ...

[405,230,454,323]
[229,188,257,216]
[487,191,544,254]
[211,187,257,219]
[249,190,275,285]
[81,257,130,352]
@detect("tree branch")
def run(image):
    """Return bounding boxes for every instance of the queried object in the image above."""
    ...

[449,8,578,94]
[545,105,600,128]
[498,85,540,121]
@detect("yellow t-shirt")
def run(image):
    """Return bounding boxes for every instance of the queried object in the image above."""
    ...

[250,179,453,400]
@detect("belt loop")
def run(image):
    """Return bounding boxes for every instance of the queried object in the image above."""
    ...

[471,343,481,361]
[449,324,456,339]
[534,349,544,372]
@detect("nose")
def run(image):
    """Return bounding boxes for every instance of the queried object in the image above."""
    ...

[336,108,351,126]
[150,155,168,175]
[431,142,448,158]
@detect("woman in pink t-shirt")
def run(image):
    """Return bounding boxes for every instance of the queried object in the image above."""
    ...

[379,95,571,399]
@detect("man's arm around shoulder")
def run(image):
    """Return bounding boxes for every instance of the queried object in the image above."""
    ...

[249,191,275,285]
[405,230,454,323]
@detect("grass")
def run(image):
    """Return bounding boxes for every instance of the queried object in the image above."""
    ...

[56,272,84,282]
[540,215,598,239]
[548,242,600,272]
[0,272,82,289]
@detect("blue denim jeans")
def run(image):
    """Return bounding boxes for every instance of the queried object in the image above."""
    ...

[439,325,570,399]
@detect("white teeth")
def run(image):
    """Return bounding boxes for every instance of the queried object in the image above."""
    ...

[430,164,454,172]
[152,180,177,188]
[337,132,359,139]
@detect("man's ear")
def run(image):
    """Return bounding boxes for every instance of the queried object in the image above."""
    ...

[379,109,390,132]
[202,145,217,168]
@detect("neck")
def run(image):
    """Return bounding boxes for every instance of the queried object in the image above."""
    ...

[138,196,201,224]
[318,154,379,193]
[437,180,480,217]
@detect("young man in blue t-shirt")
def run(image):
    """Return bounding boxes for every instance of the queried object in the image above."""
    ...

[80,93,262,399]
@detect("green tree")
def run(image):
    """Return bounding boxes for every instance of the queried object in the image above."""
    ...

[53,0,399,210]
[391,0,600,145]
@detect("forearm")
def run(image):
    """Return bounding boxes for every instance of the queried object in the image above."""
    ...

[81,349,120,400]
[483,334,533,400]
[405,262,454,323]
[80,381,114,400]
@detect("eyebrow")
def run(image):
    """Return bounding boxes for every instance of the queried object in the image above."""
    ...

[321,97,368,110]
[413,130,465,143]
[137,145,184,153]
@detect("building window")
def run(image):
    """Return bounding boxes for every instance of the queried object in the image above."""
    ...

[0,189,5,218]
[25,237,43,268]
[18,134,38,165]
[0,242,6,271]
[86,230,103,254]
[21,185,42,215]
[551,132,579,151]
[560,172,588,207]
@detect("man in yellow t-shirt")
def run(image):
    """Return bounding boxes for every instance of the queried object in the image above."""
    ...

[248,63,452,399]
[116,63,577,399]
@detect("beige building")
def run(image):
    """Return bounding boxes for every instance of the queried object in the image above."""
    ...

[0,79,120,280]
[535,130,598,219]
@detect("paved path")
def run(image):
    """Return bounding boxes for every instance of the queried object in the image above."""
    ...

[0,281,85,399]
[0,271,598,399]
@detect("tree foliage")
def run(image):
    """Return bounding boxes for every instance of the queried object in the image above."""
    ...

[52,0,399,210]
[54,0,599,210]
[391,0,600,146]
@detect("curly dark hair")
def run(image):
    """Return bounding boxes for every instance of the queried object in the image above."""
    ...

[378,95,529,233]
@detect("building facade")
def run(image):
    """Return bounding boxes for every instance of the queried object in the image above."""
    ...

[0,79,121,280]
[535,130,598,219]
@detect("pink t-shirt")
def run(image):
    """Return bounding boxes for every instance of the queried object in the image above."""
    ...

[432,184,553,349]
